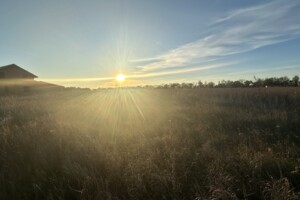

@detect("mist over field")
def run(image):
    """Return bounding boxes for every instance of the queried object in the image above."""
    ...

[0,87,300,199]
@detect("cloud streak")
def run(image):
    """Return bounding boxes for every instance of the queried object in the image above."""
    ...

[129,62,228,78]
[137,0,300,71]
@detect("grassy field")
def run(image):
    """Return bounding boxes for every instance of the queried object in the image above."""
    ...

[0,87,300,199]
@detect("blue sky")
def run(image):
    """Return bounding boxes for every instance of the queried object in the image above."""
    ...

[0,0,299,87]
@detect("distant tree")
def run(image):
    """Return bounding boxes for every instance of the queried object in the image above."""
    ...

[279,76,290,87]
[226,80,234,88]
[170,83,180,89]
[163,84,170,89]
[217,80,226,88]
[206,82,215,88]
[180,83,194,89]
[264,78,275,87]
[180,83,187,88]
[232,80,244,87]
[197,81,204,88]
[244,80,253,87]
[292,75,299,87]
[273,77,280,86]
[253,78,264,87]
[188,83,195,88]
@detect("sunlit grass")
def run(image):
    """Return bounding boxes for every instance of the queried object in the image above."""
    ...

[0,87,299,199]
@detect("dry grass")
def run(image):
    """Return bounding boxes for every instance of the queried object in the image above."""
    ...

[0,87,300,199]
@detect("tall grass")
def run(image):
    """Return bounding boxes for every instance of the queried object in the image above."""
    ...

[0,87,299,199]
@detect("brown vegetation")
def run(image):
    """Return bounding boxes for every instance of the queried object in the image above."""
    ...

[0,87,300,199]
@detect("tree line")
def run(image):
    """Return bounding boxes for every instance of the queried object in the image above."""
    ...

[143,75,299,89]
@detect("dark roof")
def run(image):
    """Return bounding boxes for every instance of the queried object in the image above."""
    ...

[0,64,38,78]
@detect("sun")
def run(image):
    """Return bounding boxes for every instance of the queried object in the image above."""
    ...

[116,74,126,82]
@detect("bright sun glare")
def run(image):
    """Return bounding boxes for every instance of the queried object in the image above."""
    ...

[116,74,126,82]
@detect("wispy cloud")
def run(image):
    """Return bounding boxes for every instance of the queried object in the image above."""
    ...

[129,62,229,78]
[136,0,300,71]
